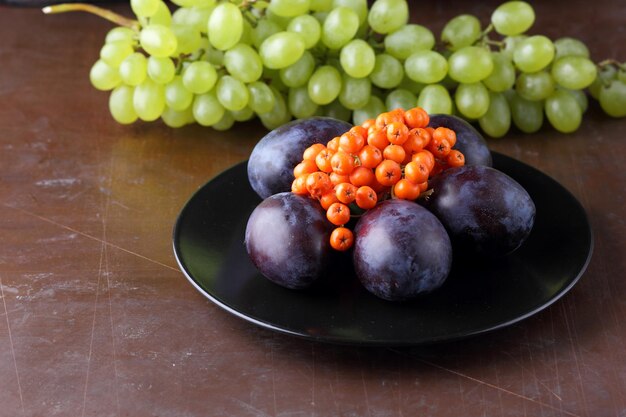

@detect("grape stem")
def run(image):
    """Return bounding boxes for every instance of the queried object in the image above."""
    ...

[42,3,140,31]
[598,59,625,70]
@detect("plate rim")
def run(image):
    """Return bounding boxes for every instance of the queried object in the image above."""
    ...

[172,152,594,346]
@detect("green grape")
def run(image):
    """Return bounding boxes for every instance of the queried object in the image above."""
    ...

[212,111,235,131]
[483,52,516,92]
[554,37,590,60]
[139,25,177,58]
[109,85,137,124]
[165,76,193,111]
[417,84,453,115]
[513,35,555,73]
[383,24,435,60]
[507,90,543,133]
[216,75,249,111]
[338,74,371,110]
[310,0,332,12]
[260,32,306,69]
[340,39,376,78]
[352,96,385,125]
[551,56,597,90]
[385,89,417,111]
[224,44,263,83]
[105,27,136,44]
[448,46,494,83]
[204,45,224,66]
[240,19,254,45]
[455,82,490,119]
[502,35,527,60]
[183,61,217,94]
[478,92,511,138]
[323,100,352,122]
[100,41,134,67]
[404,50,448,84]
[561,87,588,113]
[545,90,582,132]
[441,14,481,51]
[288,87,319,119]
[265,10,292,30]
[287,14,321,49]
[171,0,215,7]
[171,25,202,55]
[172,6,213,34]
[398,75,425,95]
[599,80,626,117]
[515,70,554,101]
[139,1,172,26]
[161,106,193,127]
[618,66,626,83]
[193,91,225,126]
[268,0,310,17]
[259,88,291,129]
[279,51,315,88]
[333,0,368,25]
[369,53,403,89]
[491,1,535,36]
[588,65,617,99]
[131,0,159,18]
[147,56,175,84]
[248,82,275,114]
[119,53,147,86]
[230,107,254,122]
[322,7,360,50]
[367,0,408,34]
[308,65,342,105]
[252,19,282,49]
[207,2,243,50]
[133,79,165,121]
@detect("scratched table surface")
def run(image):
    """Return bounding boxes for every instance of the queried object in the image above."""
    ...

[1,1,625,416]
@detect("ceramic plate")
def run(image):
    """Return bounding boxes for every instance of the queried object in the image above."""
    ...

[173,152,593,346]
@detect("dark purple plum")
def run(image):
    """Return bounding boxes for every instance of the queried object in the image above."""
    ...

[247,117,352,199]
[245,192,333,289]
[421,165,535,257]
[428,114,493,167]
[353,199,452,302]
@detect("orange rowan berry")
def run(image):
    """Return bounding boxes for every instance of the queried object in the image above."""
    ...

[326,202,351,226]
[375,160,402,186]
[306,171,332,198]
[383,144,406,164]
[446,149,465,167]
[358,145,383,169]
[315,148,334,173]
[320,190,340,210]
[303,143,326,161]
[432,127,456,147]
[386,121,409,145]
[331,151,355,175]
[404,161,430,184]
[393,179,421,200]
[330,227,354,251]
[291,175,308,195]
[329,172,351,186]
[349,166,376,187]
[404,107,429,129]
[339,131,365,153]
[293,159,318,178]
[335,182,358,204]
[355,186,377,209]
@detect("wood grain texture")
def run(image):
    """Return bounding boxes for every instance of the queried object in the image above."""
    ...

[0,2,625,416]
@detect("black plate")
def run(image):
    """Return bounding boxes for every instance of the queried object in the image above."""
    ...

[173,152,593,346]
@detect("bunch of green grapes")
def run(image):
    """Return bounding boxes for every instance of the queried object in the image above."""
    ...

[47,0,625,134]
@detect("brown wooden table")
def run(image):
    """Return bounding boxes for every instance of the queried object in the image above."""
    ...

[1,2,625,416]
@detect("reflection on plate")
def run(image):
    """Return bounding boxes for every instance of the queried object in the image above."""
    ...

[172,152,593,346]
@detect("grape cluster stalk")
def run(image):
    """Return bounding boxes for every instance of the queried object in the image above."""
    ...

[44,0,626,135]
